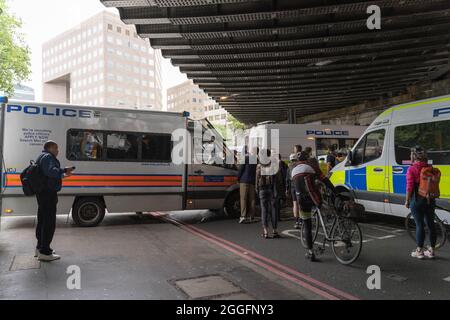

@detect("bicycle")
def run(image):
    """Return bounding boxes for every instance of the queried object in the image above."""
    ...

[405,204,449,249]
[300,182,363,265]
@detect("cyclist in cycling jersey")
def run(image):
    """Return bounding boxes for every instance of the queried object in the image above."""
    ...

[292,151,336,262]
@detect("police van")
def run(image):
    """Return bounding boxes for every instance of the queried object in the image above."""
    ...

[330,95,450,222]
[0,98,240,227]
[249,123,367,160]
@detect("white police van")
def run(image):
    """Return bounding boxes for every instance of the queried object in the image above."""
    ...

[249,123,367,160]
[0,98,240,227]
[330,95,450,222]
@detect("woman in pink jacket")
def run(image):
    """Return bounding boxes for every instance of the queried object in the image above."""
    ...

[405,146,436,259]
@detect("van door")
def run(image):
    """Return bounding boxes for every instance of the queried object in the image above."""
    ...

[387,118,450,218]
[187,136,238,210]
[187,161,238,210]
[346,128,389,214]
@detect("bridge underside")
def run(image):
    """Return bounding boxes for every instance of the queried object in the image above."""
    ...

[101,0,450,124]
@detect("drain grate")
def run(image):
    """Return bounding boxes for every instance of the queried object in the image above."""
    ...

[9,255,41,271]
[174,275,244,299]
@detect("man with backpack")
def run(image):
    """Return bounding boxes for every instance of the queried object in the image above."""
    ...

[405,146,441,260]
[33,141,74,261]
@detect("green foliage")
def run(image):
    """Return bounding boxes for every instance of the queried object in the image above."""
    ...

[0,0,31,95]
[213,123,228,139]
[227,114,246,131]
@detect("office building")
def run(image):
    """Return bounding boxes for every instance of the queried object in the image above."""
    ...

[42,11,163,110]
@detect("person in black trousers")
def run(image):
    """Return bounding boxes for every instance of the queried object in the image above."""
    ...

[35,141,74,262]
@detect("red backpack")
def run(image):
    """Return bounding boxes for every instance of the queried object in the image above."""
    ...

[418,166,441,200]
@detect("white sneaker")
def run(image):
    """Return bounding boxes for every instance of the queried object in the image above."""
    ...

[34,249,55,258]
[239,217,246,224]
[424,248,435,259]
[38,253,61,262]
[411,249,425,259]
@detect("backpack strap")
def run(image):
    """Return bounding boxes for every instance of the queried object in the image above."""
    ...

[35,153,49,180]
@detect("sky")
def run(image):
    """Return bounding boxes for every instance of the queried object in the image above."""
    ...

[7,0,188,107]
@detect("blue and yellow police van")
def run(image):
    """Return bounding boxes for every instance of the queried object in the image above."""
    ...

[330,95,450,222]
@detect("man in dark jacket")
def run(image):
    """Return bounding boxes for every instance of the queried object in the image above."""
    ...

[238,147,257,223]
[35,141,74,262]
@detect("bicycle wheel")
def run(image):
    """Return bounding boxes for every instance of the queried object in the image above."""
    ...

[405,212,447,249]
[331,217,362,265]
[300,210,320,249]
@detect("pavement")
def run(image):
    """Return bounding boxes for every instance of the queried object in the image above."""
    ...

[1,208,449,300]
[0,213,322,300]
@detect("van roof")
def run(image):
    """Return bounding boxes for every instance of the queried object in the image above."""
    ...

[7,99,185,118]
[370,94,450,128]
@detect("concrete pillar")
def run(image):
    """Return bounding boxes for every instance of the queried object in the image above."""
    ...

[287,108,297,124]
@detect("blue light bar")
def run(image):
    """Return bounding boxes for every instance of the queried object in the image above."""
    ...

[183,111,190,118]
[0,96,8,104]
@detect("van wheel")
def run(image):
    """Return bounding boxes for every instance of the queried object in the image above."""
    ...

[72,197,105,227]
[225,191,240,218]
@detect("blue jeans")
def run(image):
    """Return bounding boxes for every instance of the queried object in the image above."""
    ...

[411,196,436,248]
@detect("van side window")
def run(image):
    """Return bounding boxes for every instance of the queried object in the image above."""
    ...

[67,130,104,161]
[350,129,385,166]
[364,130,385,163]
[141,134,172,162]
[395,120,450,165]
[67,129,173,163]
[107,133,139,160]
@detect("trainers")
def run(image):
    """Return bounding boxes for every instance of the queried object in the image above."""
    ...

[305,250,317,262]
[294,222,300,229]
[411,249,425,259]
[35,248,55,258]
[238,217,247,224]
[38,253,61,262]
[424,248,435,259]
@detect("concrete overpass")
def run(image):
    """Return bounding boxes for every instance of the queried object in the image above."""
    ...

[101,0,450,125]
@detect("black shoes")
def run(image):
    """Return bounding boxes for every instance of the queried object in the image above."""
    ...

[305,250,317,262]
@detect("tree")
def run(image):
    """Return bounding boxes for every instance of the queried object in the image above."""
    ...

[213,123,228,140]
[0,0,31,96]
[227,114,246,131]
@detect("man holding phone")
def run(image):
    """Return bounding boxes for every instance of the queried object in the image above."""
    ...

[35,141,75,262]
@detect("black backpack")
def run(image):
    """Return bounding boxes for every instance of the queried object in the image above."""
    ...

[20,154,46,196]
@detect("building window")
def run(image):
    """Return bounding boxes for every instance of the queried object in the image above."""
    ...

[117,27,122,33]
[108,24,113,31]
